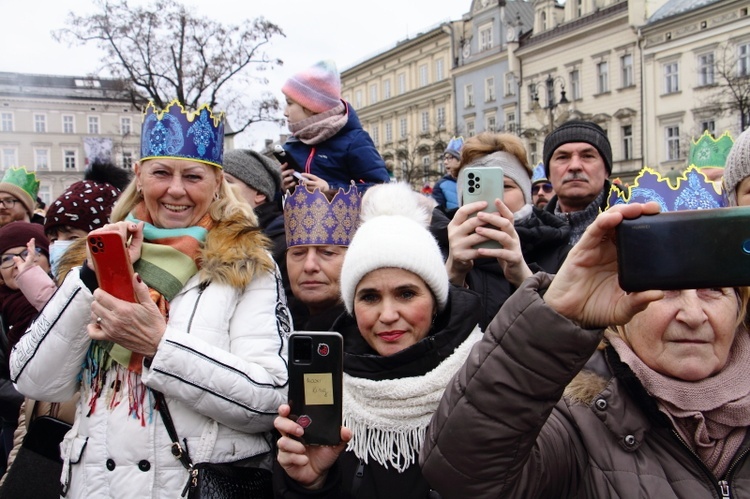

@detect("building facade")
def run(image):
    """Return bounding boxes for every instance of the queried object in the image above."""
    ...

[0,72,140,204]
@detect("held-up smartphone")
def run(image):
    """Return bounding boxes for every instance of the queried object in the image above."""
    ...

[616,206,750,292]
[287,332,343,446]
[87,231,137,302]
[273,145,303,173]
[460,166,505,250]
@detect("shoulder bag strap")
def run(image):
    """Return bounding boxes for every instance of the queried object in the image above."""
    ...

[154,391,193,471]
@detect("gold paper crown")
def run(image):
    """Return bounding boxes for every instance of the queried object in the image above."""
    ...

[284,185,361,247]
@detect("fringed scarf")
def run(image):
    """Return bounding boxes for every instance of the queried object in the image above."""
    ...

[342,327,481,472]
[85,202,213,422]
[606,329,750,478]
[289,102,348,145]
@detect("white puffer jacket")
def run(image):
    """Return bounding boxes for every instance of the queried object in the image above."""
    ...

[10,217,291,498]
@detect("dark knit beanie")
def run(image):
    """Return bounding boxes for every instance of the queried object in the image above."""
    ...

[44,179,121,235]
[0,221,50,258]
[223,149,282,200]
[543,120,612,177]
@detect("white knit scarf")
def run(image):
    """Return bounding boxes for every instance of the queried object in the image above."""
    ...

[342,327,482,472]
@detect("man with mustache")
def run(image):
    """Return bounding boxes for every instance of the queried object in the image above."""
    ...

[542,120,614,244]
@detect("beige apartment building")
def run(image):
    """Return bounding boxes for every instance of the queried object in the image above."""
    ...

[640,0,749,172]
[0,72,140,204]
[340,23,456,187]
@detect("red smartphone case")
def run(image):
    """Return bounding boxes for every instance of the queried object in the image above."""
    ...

[87,232,136,302]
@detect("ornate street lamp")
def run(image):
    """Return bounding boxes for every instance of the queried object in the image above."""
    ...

[532,74,570,134]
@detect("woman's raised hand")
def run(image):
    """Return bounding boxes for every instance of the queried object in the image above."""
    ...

[544,202,664,329]
[275,404,351,490]
[86,221,145,270]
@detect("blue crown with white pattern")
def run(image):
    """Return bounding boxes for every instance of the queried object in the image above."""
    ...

[140,100,225,169]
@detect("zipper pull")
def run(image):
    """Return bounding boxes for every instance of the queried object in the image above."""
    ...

[719,480,730,498]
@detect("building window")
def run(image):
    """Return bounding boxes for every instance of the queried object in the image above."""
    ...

[485,77,495,102]
[121,117,132,135]
[34,149,49,170]
[621,54,633,87]
[422,155,431,179]
[664,62,680,93]
[466,120,475,137]
[698,53,715,86]
[63,115,75,134]
[64,150,77,170]
[400,160,408,178]
[435,59,444,81]
[384,80,392,99]
[371,125,380,146]
[622,125,633,160]
[399,117,408,139]
[506,112,516,133]
[479,24,493,52]
[576,0,583,17]
[370,84,378,105]
[738,43,750,76]
[505,73,516,96]
[385,122,393,143]
[355,90,362,109]
[34,114,47,133]
[529,142,538,165]
[1,113,13,132]
[540,12,547,31]
[421,111,430,133]
[2,148,17,169]
[122,150,134,170]
[569,69,581,100]
[528,83,537,110]
[700,120,716,135]
[419,65,429,87]
[398,73,406,95]
[486,115,496,132]
[597,61,609,93]
[38,185,51,207]
[437,107,446,130]
[465,84,474,107]
[88,116,100,134]
[666,126,681,160]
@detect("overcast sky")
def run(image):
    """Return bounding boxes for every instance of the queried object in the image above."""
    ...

[0,0,468,149]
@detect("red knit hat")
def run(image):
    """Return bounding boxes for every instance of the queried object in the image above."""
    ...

[282,60,342,114]
[44,179,121,235]
[0,221,49,258]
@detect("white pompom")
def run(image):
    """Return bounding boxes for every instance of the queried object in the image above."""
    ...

[359,182,430,227]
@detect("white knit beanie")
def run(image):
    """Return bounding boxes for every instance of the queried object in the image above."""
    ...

[340,183,449,314]
[723,128,750,206]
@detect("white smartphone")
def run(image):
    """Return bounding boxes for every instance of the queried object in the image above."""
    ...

[460,166,505,250]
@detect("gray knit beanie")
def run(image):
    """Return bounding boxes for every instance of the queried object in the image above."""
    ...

[223,149,282,200]
[722,128,750,206]
[543,120,612,177]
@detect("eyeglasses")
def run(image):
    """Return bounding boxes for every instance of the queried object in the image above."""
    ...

[0,247,43,269]
[0,197,19,208]
[444,155,457,161]
[532,183,554,195]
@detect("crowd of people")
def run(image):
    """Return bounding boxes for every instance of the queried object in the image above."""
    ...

[1,54,750,498]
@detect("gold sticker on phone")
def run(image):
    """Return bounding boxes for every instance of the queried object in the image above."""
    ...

[304,373,334,405]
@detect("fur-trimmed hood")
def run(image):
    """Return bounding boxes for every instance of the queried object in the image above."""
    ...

[198,211,275,290]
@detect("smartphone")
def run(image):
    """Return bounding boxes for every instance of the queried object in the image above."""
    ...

[287,332,343,446]
[460,166,505,250]
[616,206,750,292]
[273,145,303,173]
[87,231,137,302]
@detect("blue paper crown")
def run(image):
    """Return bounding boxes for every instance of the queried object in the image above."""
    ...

[140,100,225,169]
[284,184,362,247]
[446,136,464,153]
[531,162,547,184]
[606,165,725,212]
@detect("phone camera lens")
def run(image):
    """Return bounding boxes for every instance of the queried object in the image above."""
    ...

[743,240,750,254]
[467,172,475,180]
[293,337,313,364]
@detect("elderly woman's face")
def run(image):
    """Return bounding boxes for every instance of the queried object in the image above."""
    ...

[623,288,739,381]
[353,267,436,357]
[135,159,221,229]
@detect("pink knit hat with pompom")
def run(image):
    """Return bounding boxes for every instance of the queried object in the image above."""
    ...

[282,60,341,114]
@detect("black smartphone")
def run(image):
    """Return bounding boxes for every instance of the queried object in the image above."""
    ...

[616,206,750,292]
[287,332,343,446]
[460,166,504,250]
[273,145,303,173]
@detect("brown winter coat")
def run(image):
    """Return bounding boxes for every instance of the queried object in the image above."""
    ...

[421,273,750,498]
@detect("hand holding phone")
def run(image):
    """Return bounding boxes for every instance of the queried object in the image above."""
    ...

[274,145,303,173]
[288,332,343,446]
[87,231,137,302]
[460,166,505,250]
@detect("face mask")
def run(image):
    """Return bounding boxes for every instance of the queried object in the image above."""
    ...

[49,239,75,278]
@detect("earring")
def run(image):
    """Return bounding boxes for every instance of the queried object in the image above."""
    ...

[136,186,142,194]
[214,191,220,201]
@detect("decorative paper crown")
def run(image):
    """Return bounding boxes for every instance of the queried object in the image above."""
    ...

[445,136,464,153]
[140,100,225,169]
[0,166,40,199]
[531,162,547,184]
[687,130,734,169]
[284,185,361,247]
[606,165,725,212]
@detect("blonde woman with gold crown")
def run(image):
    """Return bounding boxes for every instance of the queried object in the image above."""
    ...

[10,101,290,498]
